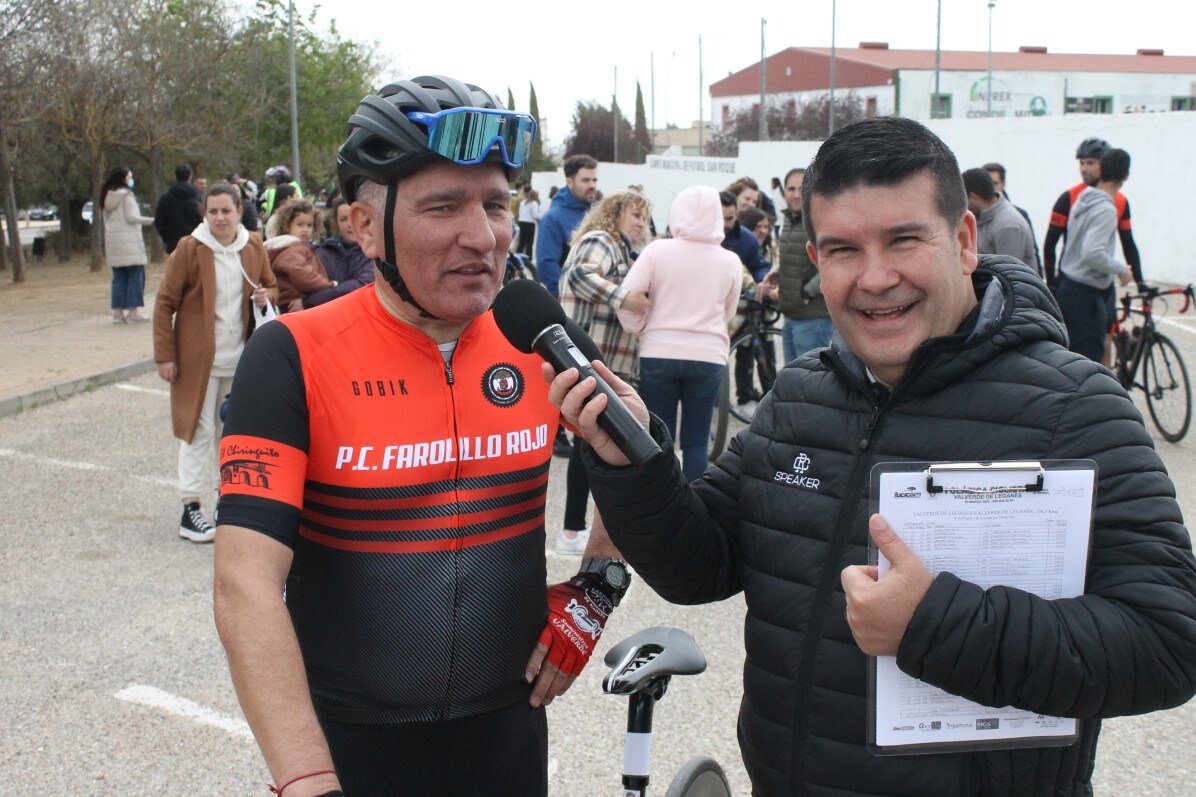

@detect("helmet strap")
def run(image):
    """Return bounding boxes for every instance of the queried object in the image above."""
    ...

[379,181,441,320]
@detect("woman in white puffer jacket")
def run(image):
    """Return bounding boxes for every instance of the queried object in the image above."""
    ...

[101,165,155,322]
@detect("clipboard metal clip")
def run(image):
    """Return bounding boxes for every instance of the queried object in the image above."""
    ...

[925,461,1045,495]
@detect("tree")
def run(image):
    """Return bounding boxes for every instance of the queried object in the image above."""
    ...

[507,87,516,112]
[527,82,550,174]
[708,92,868,156]
[563,101,633,163]
[632,82,652,164]
[0,0,56,280]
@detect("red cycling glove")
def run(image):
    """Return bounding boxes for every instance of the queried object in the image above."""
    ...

[537,576,616,677]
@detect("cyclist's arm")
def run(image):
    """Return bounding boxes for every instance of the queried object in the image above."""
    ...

[1042,191,1071,286]
[1118,199,1144,285]
[214,526,341,797]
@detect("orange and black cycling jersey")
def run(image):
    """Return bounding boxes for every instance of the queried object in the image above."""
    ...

[1048,183,1132,232]
[217,287,560,724]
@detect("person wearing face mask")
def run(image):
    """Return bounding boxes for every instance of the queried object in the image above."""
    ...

[101,166,155,323]
[153,183,277,544]
[305,197,375,308]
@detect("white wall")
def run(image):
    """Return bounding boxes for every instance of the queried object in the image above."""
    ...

[531,112,1196,285]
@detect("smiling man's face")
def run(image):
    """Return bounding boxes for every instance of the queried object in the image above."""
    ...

[807,171,979,387]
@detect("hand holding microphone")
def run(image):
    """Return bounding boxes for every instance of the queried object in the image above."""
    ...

[493,280,660,467]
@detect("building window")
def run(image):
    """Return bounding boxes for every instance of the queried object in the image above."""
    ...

[866,96,878,117]
[722,105,730,126]
[930,94,952,119]
[1066,96,1113,114]
[1172,97,1195,111]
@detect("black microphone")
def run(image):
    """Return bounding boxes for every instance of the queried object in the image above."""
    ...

[492,279,661,466]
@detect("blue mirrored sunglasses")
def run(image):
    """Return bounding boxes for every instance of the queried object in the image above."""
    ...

[406,107,538,169]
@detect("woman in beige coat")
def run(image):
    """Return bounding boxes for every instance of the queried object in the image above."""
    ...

[153,183,277,543]
[101,166,155,322]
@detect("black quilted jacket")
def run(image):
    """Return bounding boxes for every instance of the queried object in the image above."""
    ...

[588,256,1196,796]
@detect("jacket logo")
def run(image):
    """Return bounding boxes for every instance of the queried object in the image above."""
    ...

[775,451,821,491]
[482,363,524,408]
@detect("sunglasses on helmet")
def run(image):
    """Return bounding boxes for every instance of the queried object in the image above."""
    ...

[406,107,538,169]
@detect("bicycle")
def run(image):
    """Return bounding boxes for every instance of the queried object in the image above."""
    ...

[604,626,733,797]
[710,295,783,460]
[1110,284,1195,442]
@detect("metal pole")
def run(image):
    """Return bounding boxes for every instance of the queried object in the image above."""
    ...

[699,34,704,156]
[987,0,995,118]
[759,18,768,141]
[651,52,656,145]
[288,0,301,186]
[613,66,619,163]
[934,0,942,118]
[829,0,837,137]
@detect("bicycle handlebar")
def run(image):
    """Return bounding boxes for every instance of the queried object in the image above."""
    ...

[1117,284,1195,323]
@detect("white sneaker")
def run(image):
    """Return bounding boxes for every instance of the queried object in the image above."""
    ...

[555,528,590,556]
[737,400,758,418]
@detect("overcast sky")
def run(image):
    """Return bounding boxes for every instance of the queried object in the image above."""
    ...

[299,0,1194,150]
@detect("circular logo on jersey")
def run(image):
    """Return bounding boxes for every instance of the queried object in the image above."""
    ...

[482,363,524,408]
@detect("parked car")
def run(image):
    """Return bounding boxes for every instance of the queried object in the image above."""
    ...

[82,201,94,223]
[29,204,59,221]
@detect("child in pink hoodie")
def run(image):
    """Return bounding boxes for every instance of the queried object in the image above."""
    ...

[617,185,743,479]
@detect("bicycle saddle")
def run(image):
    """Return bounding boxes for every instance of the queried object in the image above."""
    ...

[603,626,707,695]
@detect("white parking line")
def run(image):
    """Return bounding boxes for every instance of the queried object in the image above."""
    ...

[1161,317,1196,337]
[115,684,254,741]
[116,383,170,397]
[0,447,174,487]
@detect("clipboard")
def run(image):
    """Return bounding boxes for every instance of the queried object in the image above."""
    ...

[865,459,1098,756]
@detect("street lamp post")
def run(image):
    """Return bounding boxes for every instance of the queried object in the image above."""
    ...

[829,0,837,137]
[986,0,996,118]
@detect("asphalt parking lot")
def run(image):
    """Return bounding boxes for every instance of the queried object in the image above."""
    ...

[2,315,1196,794]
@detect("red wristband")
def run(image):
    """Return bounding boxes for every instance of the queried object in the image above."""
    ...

[268,768,336,796]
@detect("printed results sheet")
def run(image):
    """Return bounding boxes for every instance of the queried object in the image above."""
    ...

[871,464,1094,752]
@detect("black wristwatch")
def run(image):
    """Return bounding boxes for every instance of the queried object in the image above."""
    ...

[578,557,632,604]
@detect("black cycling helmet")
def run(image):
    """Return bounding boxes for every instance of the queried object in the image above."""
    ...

[1076,137,1110,159]
[337,75,509,201]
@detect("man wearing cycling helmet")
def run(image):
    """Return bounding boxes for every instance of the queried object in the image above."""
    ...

[1042,137,1143,291]
[213,75,628,797]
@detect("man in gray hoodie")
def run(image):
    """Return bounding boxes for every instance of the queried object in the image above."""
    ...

[1056,148,1133,362]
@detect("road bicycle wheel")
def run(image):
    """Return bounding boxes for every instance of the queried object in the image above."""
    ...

[664,755,732,797]
[709,368,731,461]
[1143,333,1192,443]
[728,327,784,424]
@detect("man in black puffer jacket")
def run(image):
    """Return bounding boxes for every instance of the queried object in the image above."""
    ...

[548,117,1196,797]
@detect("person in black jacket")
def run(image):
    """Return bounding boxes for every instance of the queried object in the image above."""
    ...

[547,116,1196,797]
[305,198,375,308]
[153,164,203,254]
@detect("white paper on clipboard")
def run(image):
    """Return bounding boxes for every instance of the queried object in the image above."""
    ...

[870,460,1096,753]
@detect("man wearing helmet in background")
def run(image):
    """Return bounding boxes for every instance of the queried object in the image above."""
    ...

[260,164,305,218]
[1042,137,1143,292]
[213,75,628,797]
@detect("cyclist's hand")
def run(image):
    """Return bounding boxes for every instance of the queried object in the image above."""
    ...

[1118,272,1133,287]
[542,359,651,468]
[526,578,614,706]
[757,281,778,303]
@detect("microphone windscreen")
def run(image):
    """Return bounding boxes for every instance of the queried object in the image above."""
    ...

[492,279,567,353]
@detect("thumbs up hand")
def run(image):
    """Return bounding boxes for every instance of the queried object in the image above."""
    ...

[841,514,935,656]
